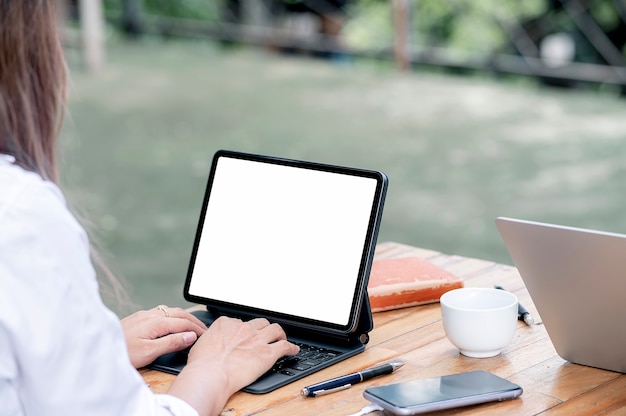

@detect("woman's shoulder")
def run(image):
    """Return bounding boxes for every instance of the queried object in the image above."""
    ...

[0,156,92,289]
[0,157,85,247]
[0,156,68,218]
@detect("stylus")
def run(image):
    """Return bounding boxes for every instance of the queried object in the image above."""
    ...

[301,361,404,398]
[495,285,535,326]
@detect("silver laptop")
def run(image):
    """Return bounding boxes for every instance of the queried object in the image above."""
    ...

[496,217,626,373]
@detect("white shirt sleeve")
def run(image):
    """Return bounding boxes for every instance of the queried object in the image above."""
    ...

[0,162,198,416]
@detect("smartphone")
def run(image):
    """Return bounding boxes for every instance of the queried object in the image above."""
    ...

[363,370,523,415]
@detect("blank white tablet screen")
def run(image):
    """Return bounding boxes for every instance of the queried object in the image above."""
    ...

[188,156,378,326]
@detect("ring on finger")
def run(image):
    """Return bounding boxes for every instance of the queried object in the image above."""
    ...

[157,304,170,317]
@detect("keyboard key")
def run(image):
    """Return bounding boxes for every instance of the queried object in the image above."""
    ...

[270,342,340,374]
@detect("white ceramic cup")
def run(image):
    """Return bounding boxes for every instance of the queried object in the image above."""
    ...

[440,287,518,358]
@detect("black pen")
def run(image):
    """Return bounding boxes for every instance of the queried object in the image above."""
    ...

[301,361,404,397]
[495,285,535,326]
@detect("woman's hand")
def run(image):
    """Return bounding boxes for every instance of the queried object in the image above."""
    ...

[189,316,300,392]
[121,306,207,368]
[168,316,299,415]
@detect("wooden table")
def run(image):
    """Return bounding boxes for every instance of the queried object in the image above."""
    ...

[140,242,626,415]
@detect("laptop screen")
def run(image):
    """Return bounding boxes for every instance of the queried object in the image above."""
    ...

[184,150,387,333]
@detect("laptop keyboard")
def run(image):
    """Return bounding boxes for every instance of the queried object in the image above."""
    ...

[271,342,341,376]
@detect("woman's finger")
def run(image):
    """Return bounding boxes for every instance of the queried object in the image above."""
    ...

[159,316,207,338]
[247,318,271,330]
[167,308,208,329]
[257,322,289,344]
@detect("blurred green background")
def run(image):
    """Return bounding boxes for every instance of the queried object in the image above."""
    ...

[59,1,626,315]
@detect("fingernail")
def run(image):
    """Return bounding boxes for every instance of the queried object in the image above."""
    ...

[183,332,197,345]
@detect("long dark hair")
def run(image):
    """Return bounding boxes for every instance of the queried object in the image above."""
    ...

[0,1,133,313]
[0,0,67,182]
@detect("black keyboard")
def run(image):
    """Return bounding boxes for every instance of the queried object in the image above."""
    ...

[270,342,341,376]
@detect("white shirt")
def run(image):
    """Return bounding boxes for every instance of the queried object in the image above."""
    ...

[0,155,198,416]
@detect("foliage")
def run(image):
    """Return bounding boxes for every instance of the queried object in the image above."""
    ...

[345,0,546,53]
[589,0,623,30]
[102,0,624,60]
[142,0,218,19]
[344,1,393,50]
[417,1,545,52]
[103,0,220,20]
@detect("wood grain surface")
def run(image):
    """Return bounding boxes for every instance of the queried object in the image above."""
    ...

[140,242,624,415]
